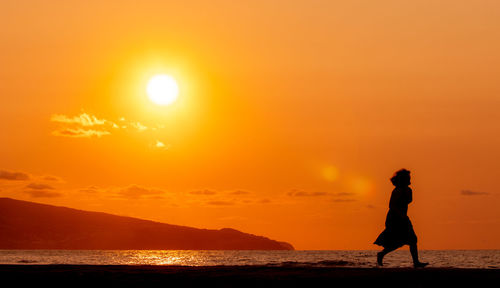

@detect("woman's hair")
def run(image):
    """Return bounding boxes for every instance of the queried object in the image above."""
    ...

[390,169,411,186]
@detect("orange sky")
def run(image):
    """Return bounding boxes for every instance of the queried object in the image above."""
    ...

[1,1,499,249]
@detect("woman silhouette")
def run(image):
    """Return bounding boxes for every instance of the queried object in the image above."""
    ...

[374,169,428,268]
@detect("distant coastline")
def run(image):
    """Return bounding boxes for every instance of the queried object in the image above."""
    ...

[0,198,293,250]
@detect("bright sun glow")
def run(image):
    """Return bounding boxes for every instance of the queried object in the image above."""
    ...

[146,74,179,105]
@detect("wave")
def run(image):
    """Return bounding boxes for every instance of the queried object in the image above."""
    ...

[17,260,38,264]
[266,260,361,267]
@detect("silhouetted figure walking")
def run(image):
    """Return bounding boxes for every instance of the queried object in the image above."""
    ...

[374,169,428,268]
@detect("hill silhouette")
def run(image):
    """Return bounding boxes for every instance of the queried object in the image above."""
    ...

[0,198,293,250]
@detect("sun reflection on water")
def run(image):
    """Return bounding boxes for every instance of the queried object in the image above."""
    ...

[122,250,229,266]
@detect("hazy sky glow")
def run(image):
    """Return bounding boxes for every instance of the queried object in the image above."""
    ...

[1,1,499,249]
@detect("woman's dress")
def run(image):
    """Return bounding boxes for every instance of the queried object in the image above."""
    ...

[374,186,417,249]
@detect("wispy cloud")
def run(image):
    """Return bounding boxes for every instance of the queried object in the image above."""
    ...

[461,190,490,196]
[287,189,331,197]
[26,183,55,190]
[185,189,270,207]
[332,199,356,203]
[229,190,251,195]
[51,113,107,126]
[70,184,271,208]
[52,128,111,138]
[50,112,160,140]
[24,190,62,198]
[76,185,103,194]
[23,180,61,198]
[335,192,355,196]
[287,189,356,203]
[206,200,235,206]
[189,189,217,195]
[154,140,170,150]
[0,170,30,181]
[50,113,113,138]
[132,122,148,131]
[42,175,64,182]
[115,185,166,199]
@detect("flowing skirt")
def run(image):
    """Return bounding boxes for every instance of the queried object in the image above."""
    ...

[374,210,417,249]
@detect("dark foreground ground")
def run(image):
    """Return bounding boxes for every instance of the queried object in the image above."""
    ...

[1,265,499,287]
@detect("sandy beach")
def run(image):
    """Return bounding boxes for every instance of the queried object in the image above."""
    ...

[1,265,498,287]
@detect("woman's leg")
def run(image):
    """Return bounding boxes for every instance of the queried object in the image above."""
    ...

[377,246,397,266]
[410,243,428,267]
[409,243,419,263]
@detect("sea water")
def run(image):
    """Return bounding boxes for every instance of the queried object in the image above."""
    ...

[0,250,498,268]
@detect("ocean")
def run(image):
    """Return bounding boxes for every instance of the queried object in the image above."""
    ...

[0,250,498,268]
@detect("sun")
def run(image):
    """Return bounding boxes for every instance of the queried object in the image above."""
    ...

[146,74,179,105]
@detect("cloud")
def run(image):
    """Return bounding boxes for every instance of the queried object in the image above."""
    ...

[187,189,271,207]
[50,112,163,141]
[461,190,490,196]
[0,170,30,181]
[132,122,148,131]
[51,113,107,126]
[26,183,55,190]
[42,175,62,182]
[70,184,269,207]
[51,112,114,138]
[288,189,331,197]
[284,189,360,205]
[154,140,170,150]
[52,128,111,138]
[79,186,101,193]
[73,185,168,200]
[206,200,235,206]
[332,199,356,203]
[24,182,60,198]
[229,190,251,195]
[335,192,355,196]
[287,189,357,204]
[189,189,217,195]
[331,192,356,203]
[115,185,166,199]
[24,190,62,198]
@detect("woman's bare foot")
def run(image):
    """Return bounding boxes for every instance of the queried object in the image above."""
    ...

[414,262,429,268]
[377,252,384,266]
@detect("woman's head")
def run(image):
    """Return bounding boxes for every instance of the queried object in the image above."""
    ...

[390,169,411,187]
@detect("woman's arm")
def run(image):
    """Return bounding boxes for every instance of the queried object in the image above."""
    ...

[389,189,403,211]
[389,188,410,216]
